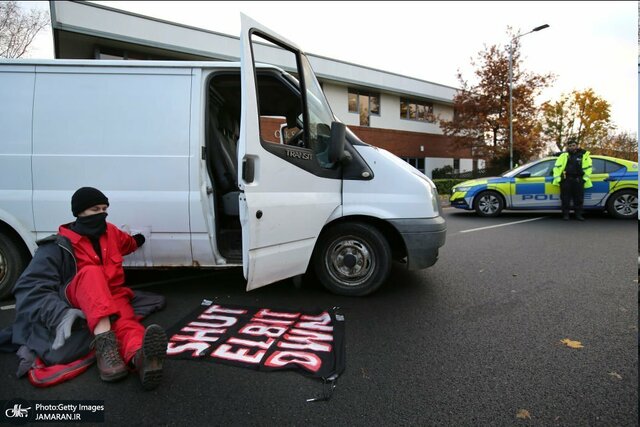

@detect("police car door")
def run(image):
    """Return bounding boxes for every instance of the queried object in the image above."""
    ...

[585,157,619,207]
[239,15,342,291]
[510,159,559,208]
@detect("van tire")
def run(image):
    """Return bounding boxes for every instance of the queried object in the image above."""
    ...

[0,232,28,300]
[313,222,391,296]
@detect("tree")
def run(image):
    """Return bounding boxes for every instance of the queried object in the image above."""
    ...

[0,1,49,58]
[591,130,638,161]
[541,89,611,152]
[439,28,554,170]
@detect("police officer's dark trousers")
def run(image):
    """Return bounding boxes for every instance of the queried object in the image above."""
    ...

[560,176,584,216]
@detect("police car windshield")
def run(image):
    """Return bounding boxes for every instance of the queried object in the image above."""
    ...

[502,158,557,178]
[501,164,530,178]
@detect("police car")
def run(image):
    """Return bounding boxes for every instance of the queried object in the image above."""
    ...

[450,155,638,218]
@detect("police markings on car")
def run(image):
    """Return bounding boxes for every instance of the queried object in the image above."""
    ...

[450,155,637,218]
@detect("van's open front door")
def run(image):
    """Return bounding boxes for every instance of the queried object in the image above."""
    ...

[239,15,342,291]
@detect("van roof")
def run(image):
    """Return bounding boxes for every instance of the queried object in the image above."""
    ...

[0,58,282,71]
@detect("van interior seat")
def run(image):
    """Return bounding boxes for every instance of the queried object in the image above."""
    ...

[207,91,241,216]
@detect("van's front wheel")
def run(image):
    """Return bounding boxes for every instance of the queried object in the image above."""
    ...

[314,222,391,296]
[0,232,28,300]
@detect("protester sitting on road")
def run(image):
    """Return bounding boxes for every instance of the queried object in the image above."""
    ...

[6,187,168,390]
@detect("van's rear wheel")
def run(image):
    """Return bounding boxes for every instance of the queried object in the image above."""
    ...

[0,232,28,300]
[313,222,391,296]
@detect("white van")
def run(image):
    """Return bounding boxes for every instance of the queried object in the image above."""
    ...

[0,16,445,298]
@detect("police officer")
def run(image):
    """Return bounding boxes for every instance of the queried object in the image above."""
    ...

[552,138,592,221]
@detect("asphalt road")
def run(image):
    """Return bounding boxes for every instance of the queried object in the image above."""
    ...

[1,208,637,426]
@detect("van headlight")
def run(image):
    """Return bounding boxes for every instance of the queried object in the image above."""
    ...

[412,172,441,215]
[431,189,440,214]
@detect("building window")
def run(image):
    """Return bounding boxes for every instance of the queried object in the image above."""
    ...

[348,89,380,127]
[95,47,169,61]
[453,158,460,172]
[402,157,425,173]
[400,98,435,123]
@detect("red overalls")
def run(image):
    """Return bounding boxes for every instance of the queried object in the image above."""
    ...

[59,223,143,364]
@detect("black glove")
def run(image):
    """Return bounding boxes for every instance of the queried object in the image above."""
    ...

[133,233,146,248]
[52,309,86,350]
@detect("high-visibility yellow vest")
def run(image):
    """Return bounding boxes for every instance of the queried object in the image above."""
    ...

[552,150,593,188]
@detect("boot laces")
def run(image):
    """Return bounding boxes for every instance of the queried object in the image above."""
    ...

[93,332,122,365]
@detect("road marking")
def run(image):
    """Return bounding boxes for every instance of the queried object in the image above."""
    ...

[1,304,15,311]
[460,217,547,233]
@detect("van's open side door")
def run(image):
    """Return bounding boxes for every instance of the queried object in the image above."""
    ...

[239,15,342,291]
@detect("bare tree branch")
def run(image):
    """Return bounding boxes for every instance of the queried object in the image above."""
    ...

[0,1,49,58]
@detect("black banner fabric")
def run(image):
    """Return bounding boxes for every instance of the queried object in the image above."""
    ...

[165,300,345,380]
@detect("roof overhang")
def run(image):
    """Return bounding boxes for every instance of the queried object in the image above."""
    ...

[51,1,457,104]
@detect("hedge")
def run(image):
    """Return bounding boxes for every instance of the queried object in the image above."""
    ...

[432,179,468,195]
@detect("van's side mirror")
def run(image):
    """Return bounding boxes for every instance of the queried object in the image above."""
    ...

[329,121,346,164]
[517,172,531,178]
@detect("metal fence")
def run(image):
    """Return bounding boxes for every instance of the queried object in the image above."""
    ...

[431,166,505,180]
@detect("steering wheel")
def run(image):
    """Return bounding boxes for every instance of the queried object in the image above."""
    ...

[286,129,305,147]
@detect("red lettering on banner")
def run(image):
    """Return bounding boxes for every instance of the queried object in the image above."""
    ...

[279,329,333,352]
[264,351,321,372]
[295,312,333,332]
[197,314,239,327]
[240,323,287,337]
[226,337,275,350]
[198,305,246,325]
[166,341,210,357]
[204,304,247,315]
[189,321,228,331]
[171,327,223,343]
[251,317,296,326]
[255,308,301,319]
[212,344,266,364]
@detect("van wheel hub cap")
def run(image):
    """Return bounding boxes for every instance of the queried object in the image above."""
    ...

[326,238,375,286]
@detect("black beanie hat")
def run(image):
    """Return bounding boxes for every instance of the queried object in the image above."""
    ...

[71,187,109,217]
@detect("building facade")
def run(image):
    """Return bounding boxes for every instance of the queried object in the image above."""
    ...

[50,1,483,177]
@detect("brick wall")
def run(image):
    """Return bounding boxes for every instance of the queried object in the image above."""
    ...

[348,125,472,159]
[258,118,472,160]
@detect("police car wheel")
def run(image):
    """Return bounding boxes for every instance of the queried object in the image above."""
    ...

[313,222,391,296]
[606,189,638,219]
[0,232,29,300]
[473,191,504,217]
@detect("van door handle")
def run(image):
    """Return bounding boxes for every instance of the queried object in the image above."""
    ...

[242,158,255,183]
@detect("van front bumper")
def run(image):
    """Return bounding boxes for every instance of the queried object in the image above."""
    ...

[389,216,446,270]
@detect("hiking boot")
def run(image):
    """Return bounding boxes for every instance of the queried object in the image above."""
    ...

[92,330,128,382]
[562,213,569,221]
[134,324,168,390]
[575,213,585,221]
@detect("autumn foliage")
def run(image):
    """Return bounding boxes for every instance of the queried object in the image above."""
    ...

[439,30,554,170]
[542,89,637,161]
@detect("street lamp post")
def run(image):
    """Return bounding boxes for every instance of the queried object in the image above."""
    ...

[508,24,549,170]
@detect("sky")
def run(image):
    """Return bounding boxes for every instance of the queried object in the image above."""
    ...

[20,1,639,134]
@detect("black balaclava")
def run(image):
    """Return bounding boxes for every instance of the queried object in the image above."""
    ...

[72,212,108,240]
